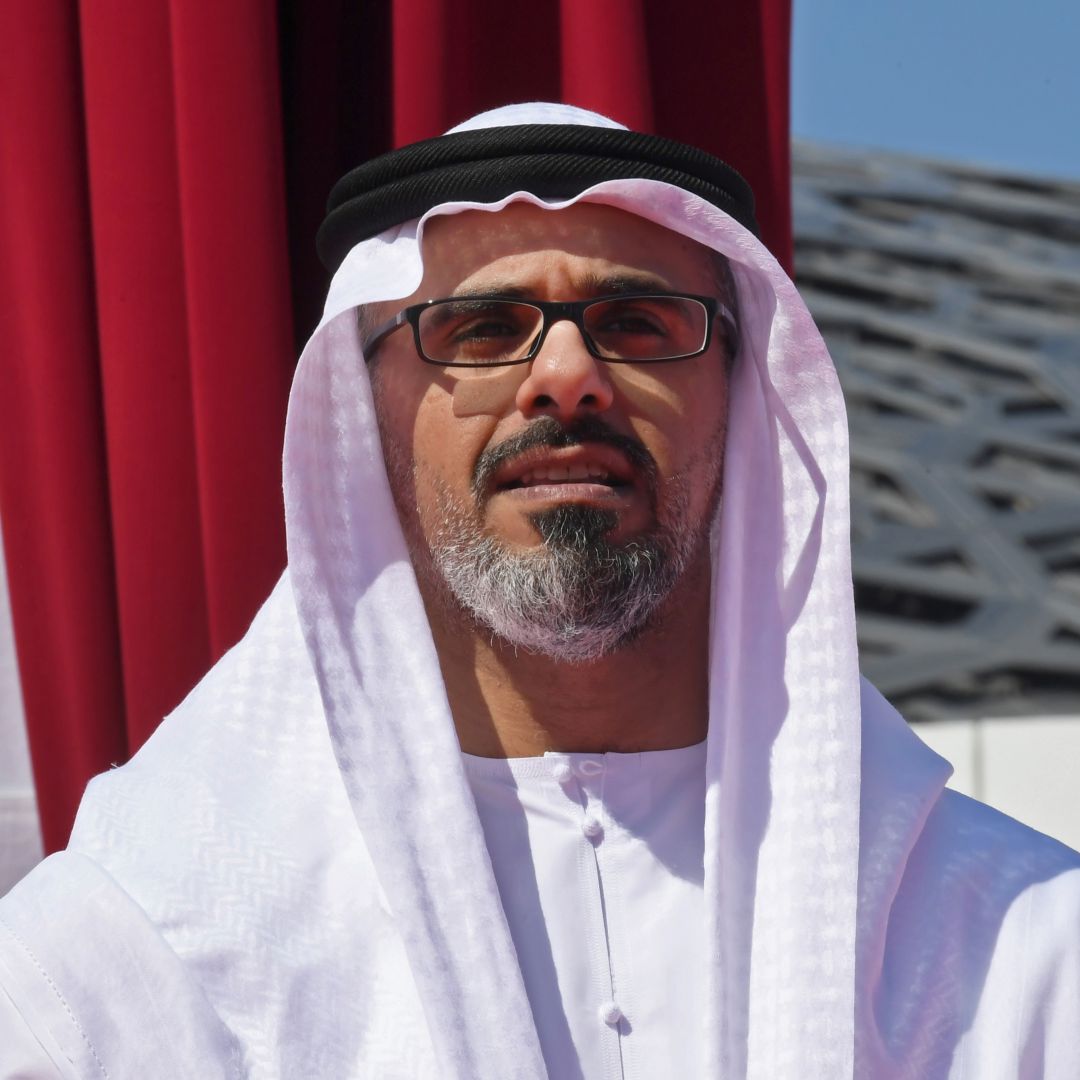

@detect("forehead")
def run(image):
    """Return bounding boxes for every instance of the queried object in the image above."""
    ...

[416,200,718,295]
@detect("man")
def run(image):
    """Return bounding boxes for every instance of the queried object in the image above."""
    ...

[1,102,1078,1078]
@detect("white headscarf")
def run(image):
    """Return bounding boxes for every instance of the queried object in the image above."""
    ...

[281,102,931,1077]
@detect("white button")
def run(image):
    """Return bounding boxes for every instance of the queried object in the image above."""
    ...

[598,1000,623,1026]
[581,814,603,839]
[551,762,574,785]
[578,759,604,777]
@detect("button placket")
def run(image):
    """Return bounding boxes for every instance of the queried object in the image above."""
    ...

[541,751,616,1072]
[549,755,607,845]
[598,1000,624,1027]
[577,757,628,1066]
[550,760,575,787]
[581,813,604,840]
[578,759,607,844]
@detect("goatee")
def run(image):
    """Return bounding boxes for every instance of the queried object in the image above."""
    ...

[427,418,714,663]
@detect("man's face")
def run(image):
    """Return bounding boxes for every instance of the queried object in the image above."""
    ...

[369,200,731,660]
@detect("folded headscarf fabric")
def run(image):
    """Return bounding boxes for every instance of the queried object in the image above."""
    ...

[1,102,1077,1080]
[316,121,759,271]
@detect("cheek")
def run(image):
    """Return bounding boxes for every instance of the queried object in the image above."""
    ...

[372,370,452,504]
[612,360,728,479]
[609,364,688,430]
[448,365,531,417]
[378,362,514,471]
[409,387,498,505]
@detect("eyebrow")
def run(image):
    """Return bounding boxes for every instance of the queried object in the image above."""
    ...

[448,270,676,302]
[579,270,674,296]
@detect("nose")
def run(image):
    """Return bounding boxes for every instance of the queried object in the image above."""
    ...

[514,317,615,423]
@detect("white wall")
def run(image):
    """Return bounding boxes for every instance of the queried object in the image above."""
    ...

[911,717,1080,851]
[0,523,43,894]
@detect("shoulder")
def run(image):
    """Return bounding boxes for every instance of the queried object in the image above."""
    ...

[67,573,350,915]
[867,789,1080,1077]
[859,679,1080,960]
[0,578,396,1076]
[933,794,1080,1078]
[0,980,70,1078]
[920,790,1080,985]
[0,852,245,1078]
[889,786,1080,986]
[918,786,1080,891]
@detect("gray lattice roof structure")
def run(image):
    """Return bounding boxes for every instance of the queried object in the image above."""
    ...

[792,141,1080,720]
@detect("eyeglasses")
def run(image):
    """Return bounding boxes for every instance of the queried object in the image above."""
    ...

[362,293,735,368]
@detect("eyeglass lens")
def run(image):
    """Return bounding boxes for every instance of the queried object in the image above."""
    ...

[416,296,709,365]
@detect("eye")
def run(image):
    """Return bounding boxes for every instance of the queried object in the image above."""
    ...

[451,314,527,342]
[422,301,534,343]
[419,300,541,363]
[597,311,667,335]
[590,300,671,338]
[585,295,708,360]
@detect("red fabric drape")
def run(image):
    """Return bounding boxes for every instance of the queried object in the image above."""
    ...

[1,2,292,852]
[390,0,793,264]
[0,4,128,851]
[78,1,212,755]
[1,1,791,853]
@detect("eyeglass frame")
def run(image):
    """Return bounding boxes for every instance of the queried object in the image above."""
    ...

[361,292,737,368]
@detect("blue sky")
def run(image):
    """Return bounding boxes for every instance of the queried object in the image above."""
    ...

[792,1,1080,179]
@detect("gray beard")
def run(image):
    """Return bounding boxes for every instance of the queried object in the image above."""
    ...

[376,407,724,664]
[430,481,703,664]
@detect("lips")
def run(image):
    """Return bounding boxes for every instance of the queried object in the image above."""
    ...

[514,462,616,488]
[492,446,635,493]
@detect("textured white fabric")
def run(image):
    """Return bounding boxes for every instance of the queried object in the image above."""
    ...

[0,981,70,1078]
[1,102,1078,1079]
[464,742,707,1079]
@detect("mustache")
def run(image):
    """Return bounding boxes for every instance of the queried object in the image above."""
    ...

[472,416,657,501]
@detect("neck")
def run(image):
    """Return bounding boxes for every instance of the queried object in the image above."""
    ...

[427,550,711,757]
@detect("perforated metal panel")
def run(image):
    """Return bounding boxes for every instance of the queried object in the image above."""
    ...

[793,142,1080,720]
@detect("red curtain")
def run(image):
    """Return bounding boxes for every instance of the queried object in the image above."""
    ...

[389,0,792,269]
[0,0,791,853]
